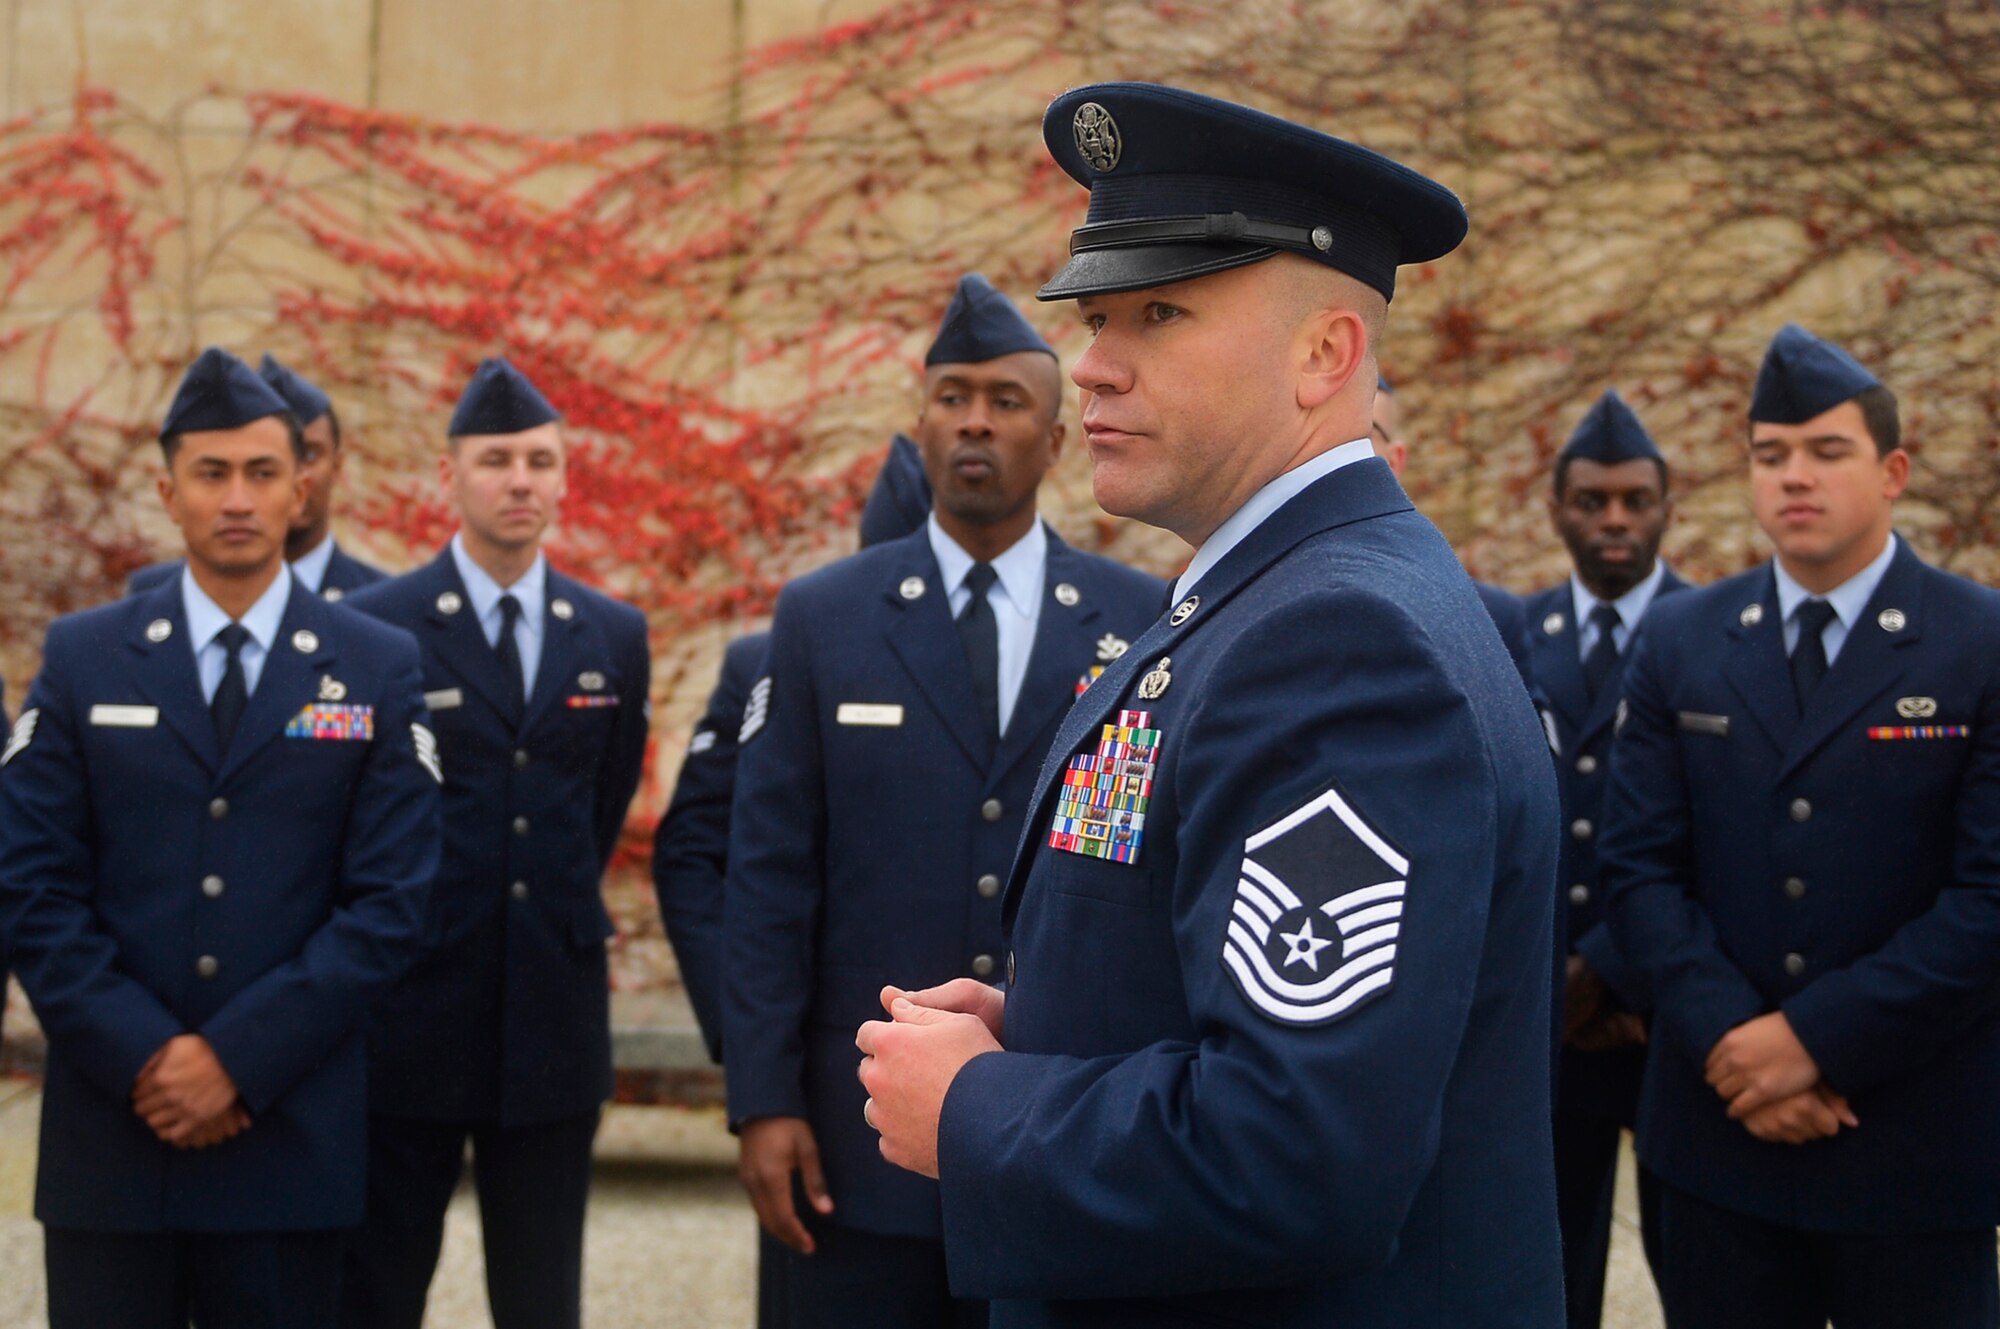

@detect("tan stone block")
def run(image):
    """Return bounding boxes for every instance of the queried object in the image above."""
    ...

[374,0,743,133]
[8,0,375,122]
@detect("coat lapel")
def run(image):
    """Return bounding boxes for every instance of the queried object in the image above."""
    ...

[124,580,220,772]
[1778,543,1924,782]
[1527,586,1592,735]
[1722,568,1798,756]
[1004,458,1415,916]
[520,570,588,735]
[988,535,1104,785]
[217,582,338,783]
[417,552,521,724]
[881,535,993,768]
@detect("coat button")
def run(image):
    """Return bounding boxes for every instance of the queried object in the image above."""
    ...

[1784,952,1806,978]
[1568,883,1590,906]
[195,955,219,979]
[513,749,530,769]
[971,954,996,979]
[1570,818,1594,841]
[513,816,530,837]
[511,880,530,901]
[981,798,1003,823]
[1575,755,1598,776]
[1783,876,1806,899]
[976,873,1001,898]
[201,875,225,899]
[1790,798,1812,822]
[208,797,229,820]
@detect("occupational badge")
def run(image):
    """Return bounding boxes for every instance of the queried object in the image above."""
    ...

[1048,709,1159,865]
[1095,633,1129,662]
[1137,657,1173,701]
[318,675,348,702]
[1222,785,1409,1027]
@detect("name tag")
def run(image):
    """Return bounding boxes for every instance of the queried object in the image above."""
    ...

[837,703,904,727]
[424,688,464,711]
[89,704,159,728]
[1677,711,1730,737]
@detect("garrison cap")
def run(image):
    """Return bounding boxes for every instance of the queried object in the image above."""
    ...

[1750,324,1881,425]
[858,433,934,549]
[257,353,332,427]
[449,357,560,437]
[926,273,1056,367]
[1038,82,1468,303]
[160,347,293,441]
[1560,389,1663,467]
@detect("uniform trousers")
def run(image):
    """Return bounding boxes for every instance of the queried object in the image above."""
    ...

[771,1214,987,1329]
[1554,1111,1661,1329]
[1656,1181,1998,1329]
[44,1225,343,1329]
[339,1111,599,1329]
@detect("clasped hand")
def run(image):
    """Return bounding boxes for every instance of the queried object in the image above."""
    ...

[1705,1012,1857,1145]
[131,1034,249,1149]
[855,980,1005,1180]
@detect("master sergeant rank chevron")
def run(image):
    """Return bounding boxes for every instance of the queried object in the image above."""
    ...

[1223,785,1410,1026]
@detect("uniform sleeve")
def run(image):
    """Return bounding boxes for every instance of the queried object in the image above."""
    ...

[0,640,185,1099]
[1780,659,2000,1093]
[721,595,824,1126]
[653,638,762,1066]
[1574,918,1651,1012]
[590,609,653,875]
[1599,627,1766,1064]
[936,593,1535,1298]
[199,637,441,1113]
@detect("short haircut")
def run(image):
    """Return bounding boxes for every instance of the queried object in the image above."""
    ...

[160,411,305,467]
[1854,385,1901,456]
[1554,453,1669,500]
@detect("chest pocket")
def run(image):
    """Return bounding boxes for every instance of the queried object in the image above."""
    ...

[1042,832,1157,909]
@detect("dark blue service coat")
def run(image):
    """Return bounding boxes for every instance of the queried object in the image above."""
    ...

[0,577,440,1232]
[345,551,651,1126]
[936,459,1564,1327]
[653,631,769,1065]
[723,526,1163,1240]
[1600,540,2000,1232]
[1525,572,1688,1120]
[130,542,387,602]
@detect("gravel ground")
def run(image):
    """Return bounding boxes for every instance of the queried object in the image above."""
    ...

[0,1077,1665,1328]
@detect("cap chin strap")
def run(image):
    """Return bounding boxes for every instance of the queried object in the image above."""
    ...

[1067,211,1326,255]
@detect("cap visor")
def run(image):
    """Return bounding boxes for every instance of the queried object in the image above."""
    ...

[1036,243,1277,301]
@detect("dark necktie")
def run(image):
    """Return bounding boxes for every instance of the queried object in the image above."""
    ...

[211,623,250,750]
[1791,598,1837,713]
[495,593,526,721]
[1581,603,1623,701]
[957,563,1001,743]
